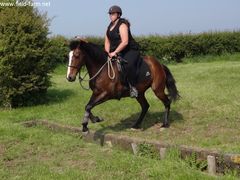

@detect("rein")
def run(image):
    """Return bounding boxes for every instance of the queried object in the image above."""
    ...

[77,57,116,90]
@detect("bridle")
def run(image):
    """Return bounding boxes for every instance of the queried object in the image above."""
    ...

[67,65,79,69]
[68,57,116,90]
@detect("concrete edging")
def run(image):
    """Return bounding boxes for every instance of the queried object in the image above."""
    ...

[22,120,240,175]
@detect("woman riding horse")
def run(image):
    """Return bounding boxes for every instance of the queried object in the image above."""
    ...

[67,38,179,133]
[66,6,180,133]
[105,5,140,98]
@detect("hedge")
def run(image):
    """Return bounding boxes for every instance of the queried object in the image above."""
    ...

[84,31,240,63]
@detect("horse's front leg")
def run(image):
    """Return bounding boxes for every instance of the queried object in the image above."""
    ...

[82,92,107,133]
[82,104,92,133]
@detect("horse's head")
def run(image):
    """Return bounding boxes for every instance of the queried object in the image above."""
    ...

[66,38,86,82]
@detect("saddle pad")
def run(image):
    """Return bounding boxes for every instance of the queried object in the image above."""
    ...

[136,57,151,83]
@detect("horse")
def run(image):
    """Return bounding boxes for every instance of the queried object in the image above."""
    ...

[66,38,180,133]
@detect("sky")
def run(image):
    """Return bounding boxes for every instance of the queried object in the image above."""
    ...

[36,0,240,38]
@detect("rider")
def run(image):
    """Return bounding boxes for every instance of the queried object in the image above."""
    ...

[105,5,140,98]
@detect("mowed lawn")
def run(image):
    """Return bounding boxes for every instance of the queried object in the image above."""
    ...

[1,53,240,154]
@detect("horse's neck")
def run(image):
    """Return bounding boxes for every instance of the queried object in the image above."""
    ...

[85,55,106,78]
[82,42,108,77]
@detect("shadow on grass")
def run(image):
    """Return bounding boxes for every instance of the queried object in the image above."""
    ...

[2,89,76,108]
[96,110,183,133]
[46,89,76,104]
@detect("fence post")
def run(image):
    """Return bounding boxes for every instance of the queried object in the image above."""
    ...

[131,143,138,155]
[160,148,167,159]
[207,155,216,175]
[105,140,113,148]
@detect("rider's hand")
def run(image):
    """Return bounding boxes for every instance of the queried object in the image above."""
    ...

[108,51,117,58]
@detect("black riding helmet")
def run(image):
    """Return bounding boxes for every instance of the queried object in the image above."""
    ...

[108,5,122,16]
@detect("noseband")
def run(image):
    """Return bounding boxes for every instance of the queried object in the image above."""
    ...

[68,65,79,69]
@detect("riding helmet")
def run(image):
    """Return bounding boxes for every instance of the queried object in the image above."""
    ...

[108,5,122,16]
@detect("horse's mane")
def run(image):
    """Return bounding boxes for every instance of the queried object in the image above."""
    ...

[69,39,108,63]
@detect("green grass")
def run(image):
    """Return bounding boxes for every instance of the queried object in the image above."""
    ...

[1,53,240,153]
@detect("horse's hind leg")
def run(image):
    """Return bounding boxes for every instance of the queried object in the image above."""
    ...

[132,94,150,129]
[152,88,171,128]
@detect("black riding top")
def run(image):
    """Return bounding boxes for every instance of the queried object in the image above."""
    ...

[106,18,139,53]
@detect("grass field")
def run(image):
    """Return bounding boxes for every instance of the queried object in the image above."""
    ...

[0,53,240,179]
[2,53,239,152]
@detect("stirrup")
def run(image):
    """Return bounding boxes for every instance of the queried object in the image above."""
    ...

[130,86,138,98]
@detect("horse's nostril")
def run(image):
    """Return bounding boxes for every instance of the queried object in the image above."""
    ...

[67,76,75,82]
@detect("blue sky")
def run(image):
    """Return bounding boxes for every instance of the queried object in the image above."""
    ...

[36,0,240,37]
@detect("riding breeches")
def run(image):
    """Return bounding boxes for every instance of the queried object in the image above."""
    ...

[121,50,140,86]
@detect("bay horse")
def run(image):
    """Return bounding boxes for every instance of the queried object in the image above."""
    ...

[67,38,179,133]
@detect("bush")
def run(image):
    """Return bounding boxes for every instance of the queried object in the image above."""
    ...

[0,5,55,107]
[48,35,69,64]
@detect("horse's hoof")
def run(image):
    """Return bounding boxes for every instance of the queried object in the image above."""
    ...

[131,123,140,129]
[91,116,104,123]
[131,124,142,131]
[82,129,89,136]
[96,117,104,123]
[161,123,170,128]
[82,124,89,135]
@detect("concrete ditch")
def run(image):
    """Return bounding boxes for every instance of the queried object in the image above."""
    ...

[22,120,240,175]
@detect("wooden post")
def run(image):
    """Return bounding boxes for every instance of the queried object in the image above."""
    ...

[160,147,167,159]
[207,155,216,175]
[131,143,138,155]
[105,141,113,148]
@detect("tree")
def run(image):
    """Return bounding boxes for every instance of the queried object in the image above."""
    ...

[0,3,55,107]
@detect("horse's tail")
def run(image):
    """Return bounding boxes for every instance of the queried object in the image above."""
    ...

[162,64,180,102]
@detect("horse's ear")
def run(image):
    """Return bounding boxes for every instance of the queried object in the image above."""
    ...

[69,36,88,50]
[74,36,88,43]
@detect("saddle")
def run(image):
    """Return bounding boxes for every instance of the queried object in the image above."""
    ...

[113,56,151,86]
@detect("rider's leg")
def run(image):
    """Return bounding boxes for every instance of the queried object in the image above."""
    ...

[122,50,140,98]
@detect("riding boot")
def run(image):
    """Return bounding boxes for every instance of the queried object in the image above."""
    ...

[126,71,138,98]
